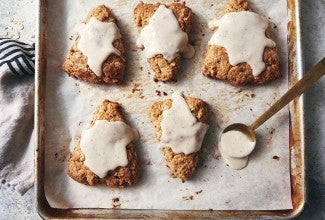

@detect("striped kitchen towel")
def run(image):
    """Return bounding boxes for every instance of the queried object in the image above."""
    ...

[0,38,35,195]
[0,38,35,75]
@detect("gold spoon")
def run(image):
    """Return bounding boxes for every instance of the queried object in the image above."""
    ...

[219,56,325,167]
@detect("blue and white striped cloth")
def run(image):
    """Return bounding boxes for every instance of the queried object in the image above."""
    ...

[0,38,35,76]
[0,38,35,195]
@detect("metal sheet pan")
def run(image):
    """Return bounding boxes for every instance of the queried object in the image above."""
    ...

[35,0,305,218]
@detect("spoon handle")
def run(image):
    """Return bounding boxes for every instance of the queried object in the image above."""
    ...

[250,56,325,131]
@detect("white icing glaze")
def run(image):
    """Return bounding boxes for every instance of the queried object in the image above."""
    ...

[77,17,121,77]
[208,11,275,76]
[220,130,255,158]
[160,92,209,155]
[136,5,195,61]
[219,130,255,170]
[80,120,139,178]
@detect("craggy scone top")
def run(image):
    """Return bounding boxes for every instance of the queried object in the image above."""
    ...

[134,2,194,82]
[202,0,281,85]
[62,5,126,84]
[68,100,139,188]
[150,97,208,181]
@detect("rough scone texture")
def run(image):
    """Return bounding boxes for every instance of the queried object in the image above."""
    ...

[150,98,208,181]
[225,0,251,12]
[202,0,280,85]
[134,2,194,82]
[62,5,126,84]
[68,100,139,188]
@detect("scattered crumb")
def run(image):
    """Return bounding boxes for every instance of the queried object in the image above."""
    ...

[182,195,194,201]
[139,66,143,71]
[74,83,80,93]
[195,190,203,195]
[156,90,161,96]
[112,197,121,209]
[235,89,243,94]
[78,121,83,126]
[132,83,141,93]
[146,161,152,165]
[69,36,73,40]
[244,93,256,98]
[163,92,168,96]
[131,83,144,99]
[273,156,280,161]
[269,128,275,134]
[53,146,69,162]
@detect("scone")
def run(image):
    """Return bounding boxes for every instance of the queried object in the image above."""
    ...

[68,100,139,187]
[134,2,194,82]
[150,95,209,181]
[62,5,126,84]
[202,0,280,85]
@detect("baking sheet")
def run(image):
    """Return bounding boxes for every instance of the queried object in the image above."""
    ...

[44,0,292,210]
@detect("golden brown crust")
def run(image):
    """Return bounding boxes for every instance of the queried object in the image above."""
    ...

[134,2,194,82]
[68,100,139,188]
[150,97,208,181]
[148,54,181,82]
[62,5,126,84]
[68,144,102,185]
[134,2,193,33]
[202,0,281,85]
[225,0,251,12]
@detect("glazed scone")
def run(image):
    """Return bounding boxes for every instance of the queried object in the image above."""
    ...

[150,97,208,181]
[68,100,139,188]
[202,0,280,85]
[134,2,194,82]
[62,5,126,84]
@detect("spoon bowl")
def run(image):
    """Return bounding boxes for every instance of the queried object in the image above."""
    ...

[219,123,256,158]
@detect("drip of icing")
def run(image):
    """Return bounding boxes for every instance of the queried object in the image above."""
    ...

[219,130,255,170]
[208,11,275,76]
[220,152,249,170]
[80,120,139,178]
[77,17,121,77]
[137,5,195,61]
[160,92,209,155]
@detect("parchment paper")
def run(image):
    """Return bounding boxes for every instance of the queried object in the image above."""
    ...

[44,0,292,210]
